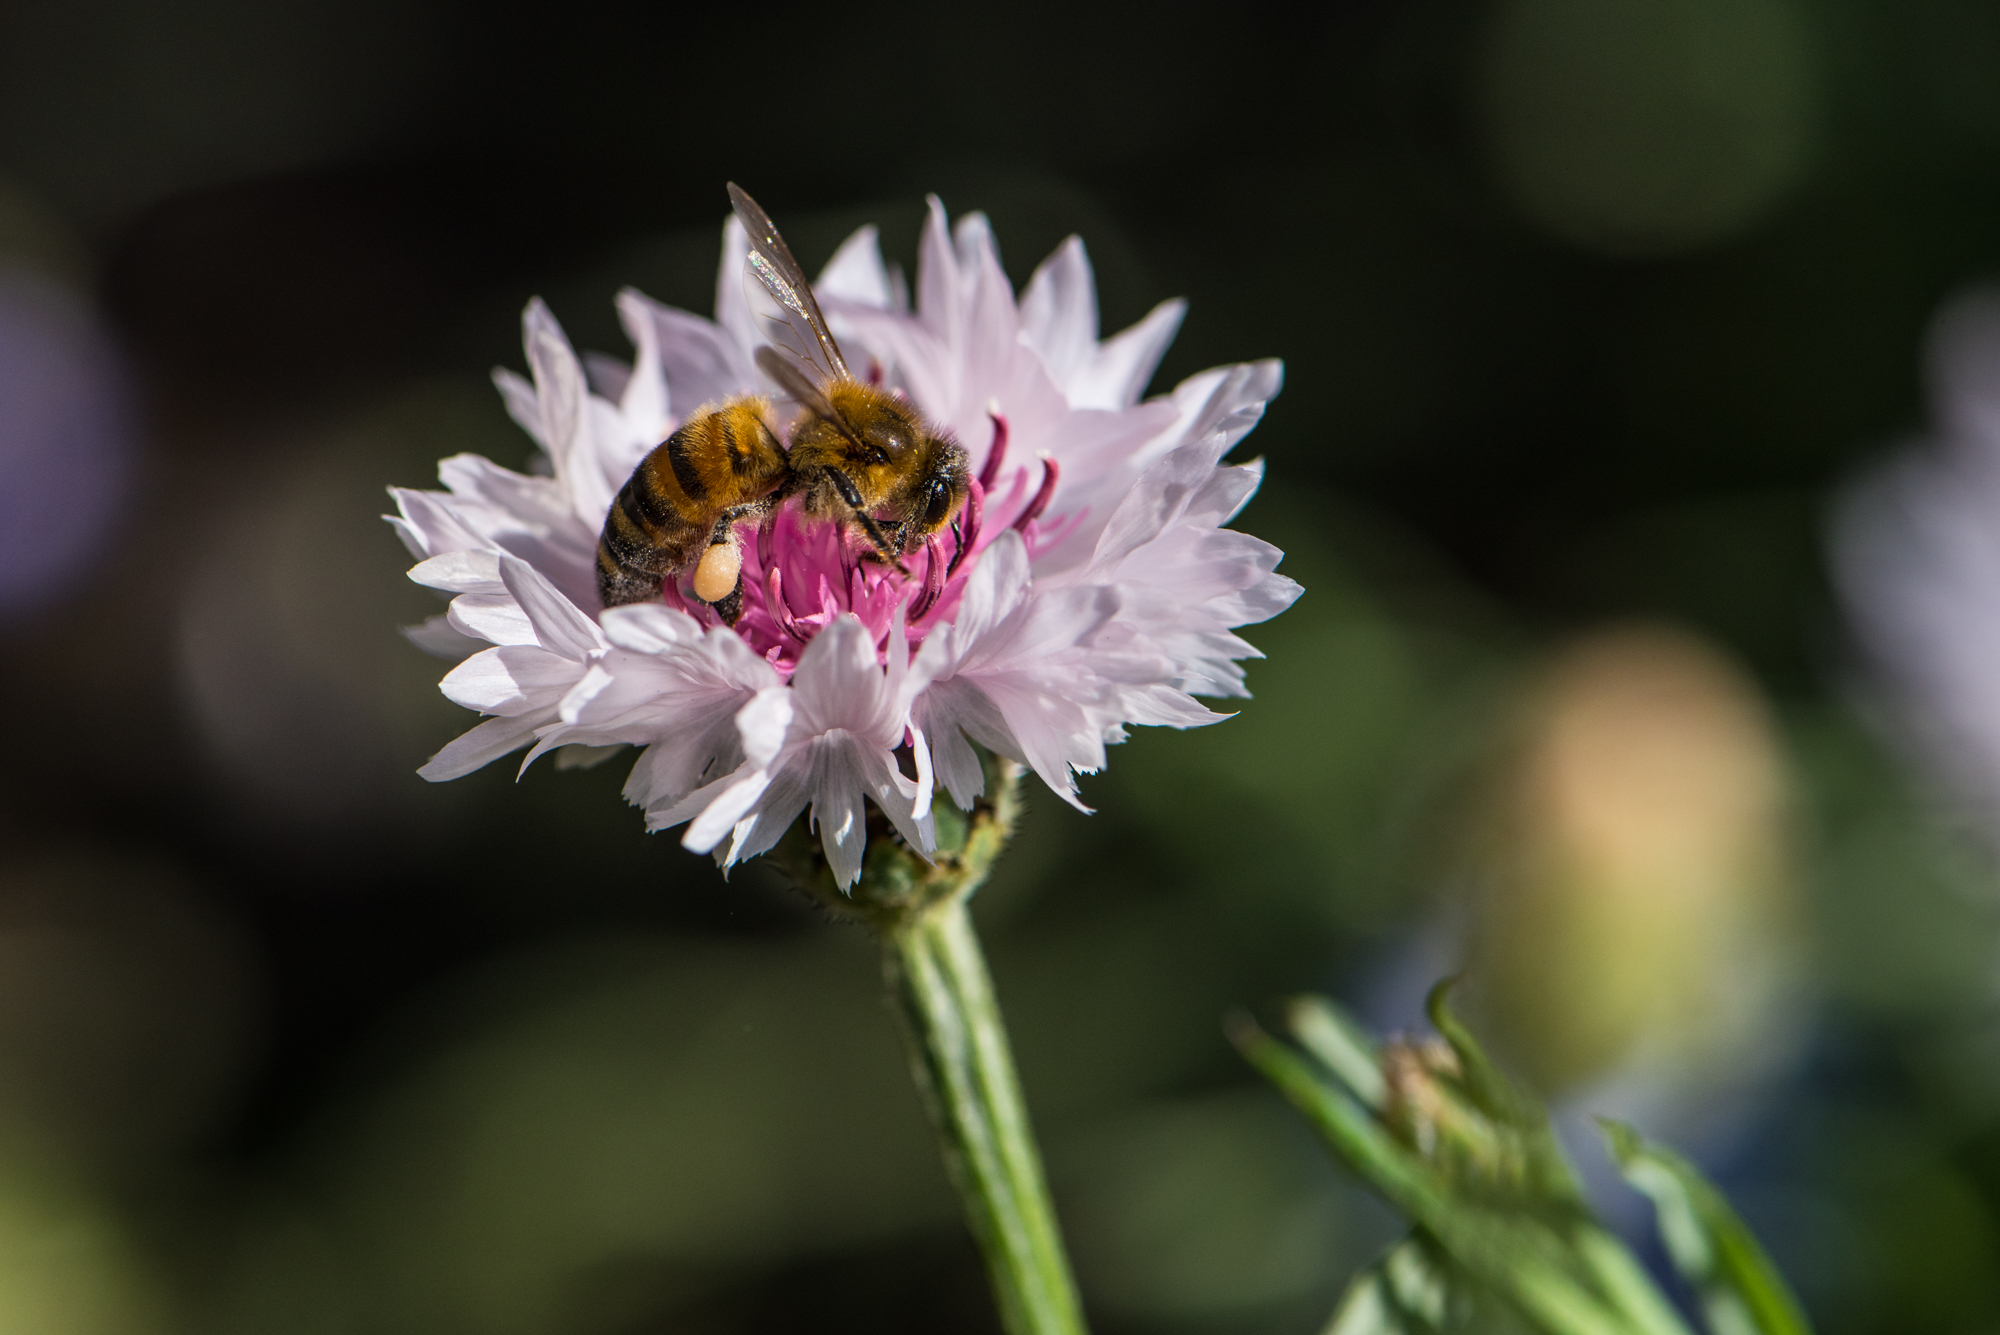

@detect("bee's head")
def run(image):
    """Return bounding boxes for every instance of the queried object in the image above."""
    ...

[828,383,924,463]
[854,401,968,536]
[803,383,969,538]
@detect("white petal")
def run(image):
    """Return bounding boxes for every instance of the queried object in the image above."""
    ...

[1205,572,1303,628]
[810,745,870,888]
[408,549,503,594]
[674,765,760,846]
[977,584,1124,671]
[625,284,760,417]
[735,686,794,769]
[613,288,671,427]
[1073,299,1186,410]
[491,367,548,449]
[807,738,933,887]
[1019,236,1098,388]
[557,663,616,724]
[1188,459,1265,528]
[598,601,704,654]
[957,214,1025,412]
[817,225,894,307]
[621,691,757,814]
[386,515,428,562]
[555,743,626,771]
[978,678,1103,811]
[917,196,961,340]
[523,300,588,473]
[498,555,602,660]
[789,616,889,738]
[717,760,815,868]
[950,531,1032,650]
[419,714,541,781]
[713,216,765,364]
[1180,360,1285,459]
[1118,683,1231,728]
[908,724,935,823]
[447,593,534,646]
[435,453,573,526]
[402,614,483,661]
[915,679,1001,810]
[1088,441,1227,575]
[389,488,489,560]
[441,645,581,715]
[583,352,631,403]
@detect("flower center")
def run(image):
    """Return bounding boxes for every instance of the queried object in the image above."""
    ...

[657,412,1070,679]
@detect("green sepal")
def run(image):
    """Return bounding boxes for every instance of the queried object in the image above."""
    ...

[1425,978,1535,1128]
[1422,980,1585,1209]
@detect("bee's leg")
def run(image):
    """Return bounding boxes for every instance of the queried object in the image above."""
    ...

[708,485,787,547]
[740,490,787,556]
[731,486,788,523]
[825,468,912,576]
[695,493,789,618]
[694,509,748,612]
[854,515,911,559]
[857,520,912,566]
[712,582,745,625]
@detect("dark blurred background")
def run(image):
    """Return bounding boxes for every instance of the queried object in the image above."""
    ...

[5,0,2000,1331]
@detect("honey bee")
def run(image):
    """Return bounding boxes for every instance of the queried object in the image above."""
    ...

[727,183,969,574]
[595,398,790,619]
[595,185,969,622]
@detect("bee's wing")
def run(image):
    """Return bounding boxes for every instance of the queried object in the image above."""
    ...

[755,345,846,431]
[728,183,851,384]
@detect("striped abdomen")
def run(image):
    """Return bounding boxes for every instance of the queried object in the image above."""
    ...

[595,399,788,608]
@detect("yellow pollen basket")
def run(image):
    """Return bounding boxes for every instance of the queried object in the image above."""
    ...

[693,540,743,604]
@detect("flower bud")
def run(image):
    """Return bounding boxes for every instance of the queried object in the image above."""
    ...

[1463,624,1796,1092]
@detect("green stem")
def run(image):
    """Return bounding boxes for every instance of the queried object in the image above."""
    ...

[887,899,1087,1335]
[772,756,1087,1335]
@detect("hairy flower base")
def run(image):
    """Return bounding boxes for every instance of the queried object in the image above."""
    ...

[771,747,1024,931]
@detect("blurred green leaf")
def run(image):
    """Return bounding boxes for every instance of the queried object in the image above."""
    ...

[1229,1008,1689,1335]
[1572,1222,1701,1335]
[1289,995,1388,1110]
[1325,1256,1428,1335]
[1226,1011,1448,1227]
[1324,1235,1534,1335]
[1599,1119,1813,1335]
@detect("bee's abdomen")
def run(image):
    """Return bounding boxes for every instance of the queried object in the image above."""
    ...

[596,426,714,608]
[594,402,787,608]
